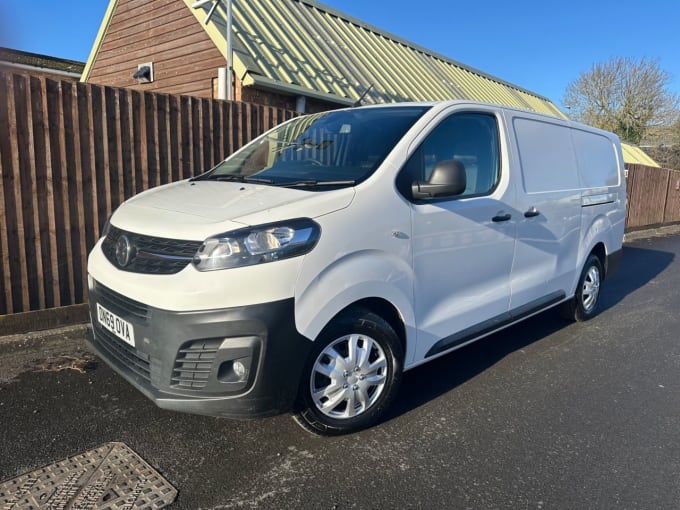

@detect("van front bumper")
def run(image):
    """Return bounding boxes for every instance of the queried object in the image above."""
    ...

[87,279,312,419]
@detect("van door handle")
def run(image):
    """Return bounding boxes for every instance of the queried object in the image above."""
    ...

[524,207,540,218]
[492,213,512,222]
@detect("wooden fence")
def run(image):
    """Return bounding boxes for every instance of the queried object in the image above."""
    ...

[0,71,297,315]
[626,164,680,229]
[1,70,679,317]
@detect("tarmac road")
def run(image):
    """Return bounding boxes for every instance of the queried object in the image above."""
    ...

[1,232,679,509]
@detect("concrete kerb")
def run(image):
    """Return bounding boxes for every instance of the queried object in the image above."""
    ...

[0,303,89,338]
[0,225,678,342]
[623,224,680,242]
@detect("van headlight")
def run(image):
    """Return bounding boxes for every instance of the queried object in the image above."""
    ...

[192,218,321,271]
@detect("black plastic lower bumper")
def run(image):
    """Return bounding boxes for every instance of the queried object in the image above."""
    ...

[87,280,312,419]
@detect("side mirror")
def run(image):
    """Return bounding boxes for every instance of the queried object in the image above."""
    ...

[411,159,466,199]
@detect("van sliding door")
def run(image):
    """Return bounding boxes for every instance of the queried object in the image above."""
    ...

[508,115,581,310]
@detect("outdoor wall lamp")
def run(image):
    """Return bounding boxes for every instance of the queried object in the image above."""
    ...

[133,62,153,83]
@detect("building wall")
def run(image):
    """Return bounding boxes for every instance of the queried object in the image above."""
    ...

[85,0,343,112]
[237,85,340,114]
[85,0,226,98]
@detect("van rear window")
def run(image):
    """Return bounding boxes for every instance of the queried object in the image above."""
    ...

[572,129,620,187]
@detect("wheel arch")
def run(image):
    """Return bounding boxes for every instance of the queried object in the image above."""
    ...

[294,250,416,363]
[320,298,407,360]
[578,209,620,289]
[590,242,607,279]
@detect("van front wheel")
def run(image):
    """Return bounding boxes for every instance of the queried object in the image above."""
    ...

[562,254,603,322]
[294,309,403,435]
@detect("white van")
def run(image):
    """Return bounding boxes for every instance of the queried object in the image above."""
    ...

[87,101,625,435]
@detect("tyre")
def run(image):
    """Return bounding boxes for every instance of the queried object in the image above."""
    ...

[561,254,603,322]
[294,308,404,435]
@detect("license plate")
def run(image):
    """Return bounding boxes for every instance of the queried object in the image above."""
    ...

[96,303,135,347]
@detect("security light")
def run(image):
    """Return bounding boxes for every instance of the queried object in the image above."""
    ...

[133,63,153,83]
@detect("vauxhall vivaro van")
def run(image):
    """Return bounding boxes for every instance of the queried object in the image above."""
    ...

[87,101,625,434]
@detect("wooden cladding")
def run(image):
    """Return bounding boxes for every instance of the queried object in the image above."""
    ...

[0,71,296,316]
[85,0,226,98]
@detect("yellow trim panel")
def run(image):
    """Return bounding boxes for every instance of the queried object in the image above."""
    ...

[621,143,660,167]
[81,0,119,83]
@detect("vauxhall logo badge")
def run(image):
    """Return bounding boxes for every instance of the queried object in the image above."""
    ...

[115,235,135,268]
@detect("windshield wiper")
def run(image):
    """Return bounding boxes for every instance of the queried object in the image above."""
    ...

[201,174,274,184]
[275,179,356,188]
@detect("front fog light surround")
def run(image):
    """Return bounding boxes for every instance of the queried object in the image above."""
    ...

[192,218,321,271]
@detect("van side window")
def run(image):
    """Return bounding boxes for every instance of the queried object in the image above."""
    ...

[512,117,580,193]
[397,113,500,200]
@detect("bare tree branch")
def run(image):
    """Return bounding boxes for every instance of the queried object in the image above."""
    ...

[563,57,679,144]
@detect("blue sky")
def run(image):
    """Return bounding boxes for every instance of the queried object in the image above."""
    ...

[1,0,679,109]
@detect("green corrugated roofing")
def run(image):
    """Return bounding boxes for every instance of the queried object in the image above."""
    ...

[184,0,565,117]
[621,143,660,167]
[84,0,660,168]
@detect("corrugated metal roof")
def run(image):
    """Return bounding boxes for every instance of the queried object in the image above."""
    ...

[183,0,565,117]
[85,0,659,168]
[621,143,660,167]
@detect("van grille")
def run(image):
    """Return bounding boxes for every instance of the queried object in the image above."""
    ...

[171,339,221,389]
[95,281,149,323]
[93,325,151,384]
[102,226,202,275]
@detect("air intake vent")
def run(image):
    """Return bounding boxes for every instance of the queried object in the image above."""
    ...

[171,339,221,389]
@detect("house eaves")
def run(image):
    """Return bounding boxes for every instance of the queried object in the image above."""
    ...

[184,0,565,116]
[1,47,84,78]
[81,0,119,82]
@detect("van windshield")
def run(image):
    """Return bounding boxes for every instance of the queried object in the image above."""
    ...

[198,106,430,189]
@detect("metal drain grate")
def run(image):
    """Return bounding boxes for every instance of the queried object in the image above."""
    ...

[0,442,177,509]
